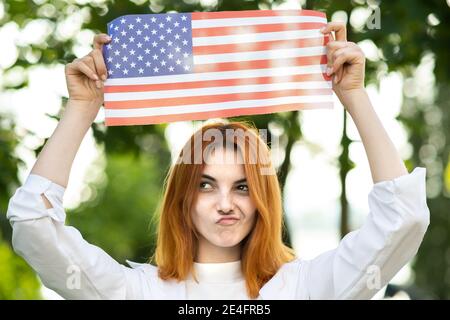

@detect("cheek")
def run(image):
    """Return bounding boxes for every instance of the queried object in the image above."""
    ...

[194,194,214,215]
[244,210,257,230]
[192,194,214,229]
[237,196,257,218]
[246,200,257,227]
[234,197,257,233]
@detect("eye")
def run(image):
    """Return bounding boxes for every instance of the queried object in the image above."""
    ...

[236,184,249,192]
[199,181,213,190]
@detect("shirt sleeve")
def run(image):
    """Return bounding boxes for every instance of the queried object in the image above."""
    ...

[6,174,136,299]
[303,167,430,300]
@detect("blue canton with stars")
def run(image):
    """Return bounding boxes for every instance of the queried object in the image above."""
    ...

[103,13,194,78]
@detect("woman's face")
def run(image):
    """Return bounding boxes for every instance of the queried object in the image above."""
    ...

[191,147,257,253]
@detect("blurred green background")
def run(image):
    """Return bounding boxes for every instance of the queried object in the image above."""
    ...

[1,0,449,299]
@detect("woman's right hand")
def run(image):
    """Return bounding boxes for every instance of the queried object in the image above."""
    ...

[64,33,111,106]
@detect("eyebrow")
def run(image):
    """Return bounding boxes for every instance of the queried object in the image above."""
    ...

[201,174,247,184]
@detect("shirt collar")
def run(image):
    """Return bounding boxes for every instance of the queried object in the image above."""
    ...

[190,260,244,284]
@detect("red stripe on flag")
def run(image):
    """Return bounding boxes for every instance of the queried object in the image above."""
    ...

[191,10,326,20]
[193,37,327,55]
[105,102,333,126]
[104,73,328,93]
[104,88,332,109]
[194,55,327,73]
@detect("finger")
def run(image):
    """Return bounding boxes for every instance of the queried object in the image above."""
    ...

[93,33,111,50]
[327,31,335,42]
[335,43,358,83]
[90,49,108,81]
[80,55,103,88]
[331,48,361,81]
[327,40,349,51]
[322,29,334,57]
[320,22,347,41]
[326,41,348,67]
[326,41,348,75]
[80,55,99,77]
[69,59,99,81]
[336,67,344,84]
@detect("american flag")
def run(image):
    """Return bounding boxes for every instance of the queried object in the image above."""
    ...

[102,10,332,126]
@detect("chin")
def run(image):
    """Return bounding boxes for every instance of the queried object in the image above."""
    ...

[216,241,240,248]
[212,235,243,248]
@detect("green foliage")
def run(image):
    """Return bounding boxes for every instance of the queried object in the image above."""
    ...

[0,113,22,229]
[67,151,169,263]
[0,239,42,299]
[0,112,41,299]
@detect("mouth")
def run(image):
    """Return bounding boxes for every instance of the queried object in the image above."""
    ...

[216,217,240,226]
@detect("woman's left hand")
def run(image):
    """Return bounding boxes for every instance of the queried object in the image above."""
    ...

[320,22,366,102]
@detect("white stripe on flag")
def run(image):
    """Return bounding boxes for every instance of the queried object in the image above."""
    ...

[193,46,326,64]
[191,15,327,28]
[104,64,327,86]
[105,95,334,117]
[192,29,323,46]
[105,81,332,101]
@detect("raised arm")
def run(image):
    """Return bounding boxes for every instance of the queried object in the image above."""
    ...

[31,34,110,188]
[296,23,430,300]
[321,22,408,183]
[6,34,141,299]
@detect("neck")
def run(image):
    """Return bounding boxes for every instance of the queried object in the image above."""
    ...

[195,237,241,263]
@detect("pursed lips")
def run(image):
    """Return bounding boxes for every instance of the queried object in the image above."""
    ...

[216,217,240,226]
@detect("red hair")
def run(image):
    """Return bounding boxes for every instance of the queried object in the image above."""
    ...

[152,121,295,298]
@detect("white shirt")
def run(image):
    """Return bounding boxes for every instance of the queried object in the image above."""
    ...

[6,167,430,300]
[186,260,249,299]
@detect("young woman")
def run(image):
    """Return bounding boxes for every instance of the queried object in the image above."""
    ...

[7,22,430,300]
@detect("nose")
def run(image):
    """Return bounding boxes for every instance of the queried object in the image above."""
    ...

[217,191,234,214]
